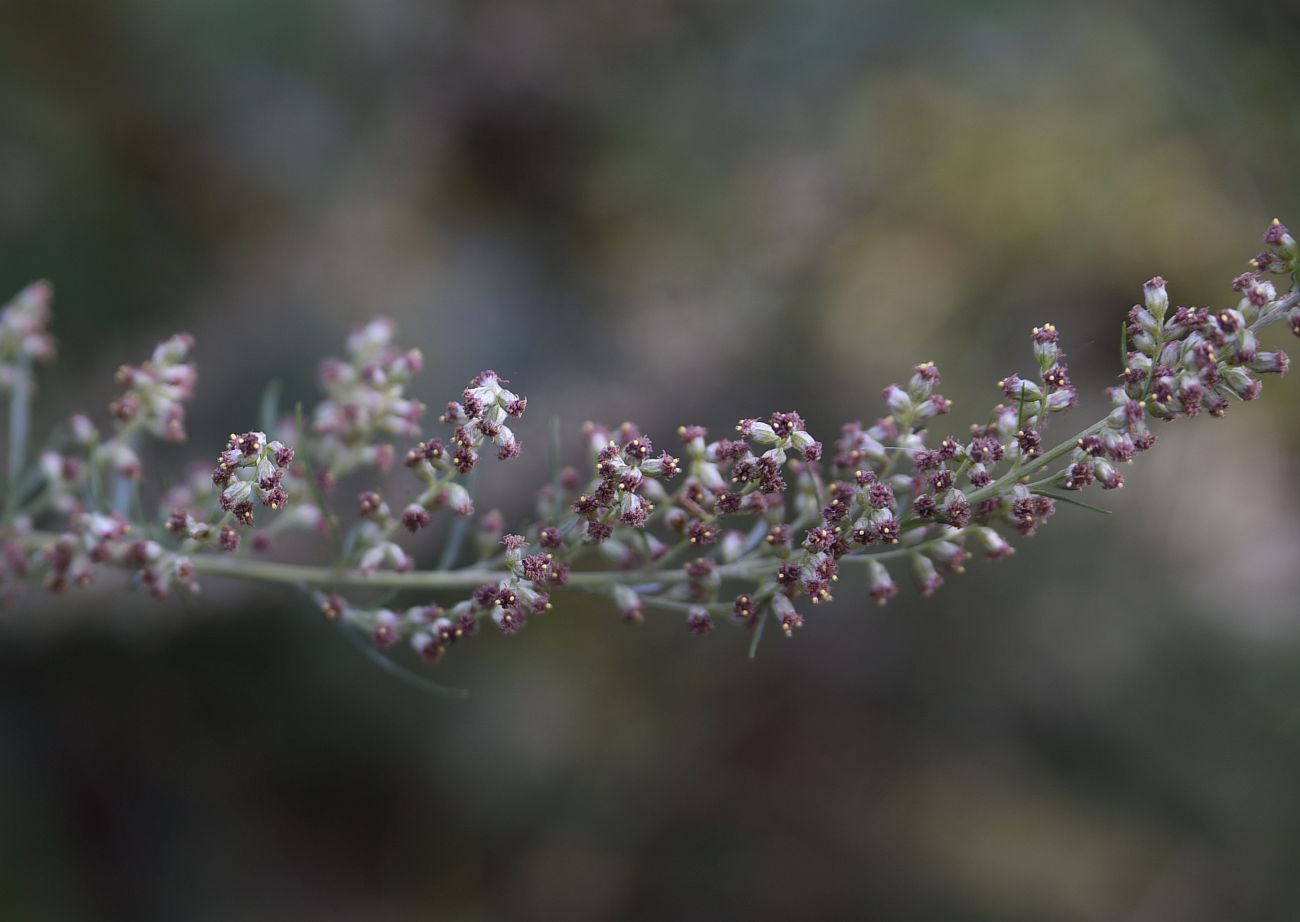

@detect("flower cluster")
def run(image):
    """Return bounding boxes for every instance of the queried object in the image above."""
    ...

[0,280,55,391]
[43,512,197,599]
[408,369,528,478]
[0,218,1295,673]
[570,423,680,539]
[211,431,296,526]
[109,333,197,442]
[18,333,199,510]
[312,318,425,479]
[399,372,531,507]
[311,370,533,585]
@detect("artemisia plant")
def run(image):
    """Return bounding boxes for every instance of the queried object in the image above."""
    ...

[1,221,1296,675]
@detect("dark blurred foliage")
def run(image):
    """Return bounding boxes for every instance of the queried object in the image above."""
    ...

[3,1,1300,919]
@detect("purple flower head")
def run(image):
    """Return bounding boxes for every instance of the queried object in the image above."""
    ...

[501,534,528,552]
[769,411,805,439]
[924,394,952,417]
[967,436,1004,464]
[402,505,432,533]
[866,560,897,605]
[624,435,653,462]
[1265,218,1294,249]
[913,493,937,519]
[687,520,720,545]
[912,555,943,597]
[910,362,941,399]
[1043,365,1071,392]
[358,491,385,519]
[1015,428,1042,460]
[372,610,401,649]
[685,557,714,580]
[493,606,527,635]
[686,609,714,635]
[940,491,971,528]
[804,524,838,552]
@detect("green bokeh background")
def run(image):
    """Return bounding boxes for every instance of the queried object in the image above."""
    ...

[3,1,1300,919]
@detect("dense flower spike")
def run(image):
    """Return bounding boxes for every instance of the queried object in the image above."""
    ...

[0,219,1296,670]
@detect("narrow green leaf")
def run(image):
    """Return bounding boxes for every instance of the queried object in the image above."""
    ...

[259,378,283,436]
[748,609,769,660]
[437,474,473,570]
[296,402,342,556]
[1032,489,1111,514]
[340,625,470,699]
[549,415,563,523]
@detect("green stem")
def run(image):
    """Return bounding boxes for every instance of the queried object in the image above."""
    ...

[151,547,765,592]
[839,528,966,564]
[747,609,768,659]
[4,355,32,520]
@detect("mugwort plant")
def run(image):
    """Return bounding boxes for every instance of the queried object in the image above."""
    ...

[1,221,1297,673]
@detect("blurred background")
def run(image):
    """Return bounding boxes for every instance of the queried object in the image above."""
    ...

[3,0,1300,919]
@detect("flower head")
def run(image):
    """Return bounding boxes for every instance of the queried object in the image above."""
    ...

[212,431,295,525]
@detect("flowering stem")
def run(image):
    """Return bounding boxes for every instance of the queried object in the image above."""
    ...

[964,288,1299,509]
[2,236,1296,665]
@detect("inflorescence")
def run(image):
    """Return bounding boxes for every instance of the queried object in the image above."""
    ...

[1,221,1297,662]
